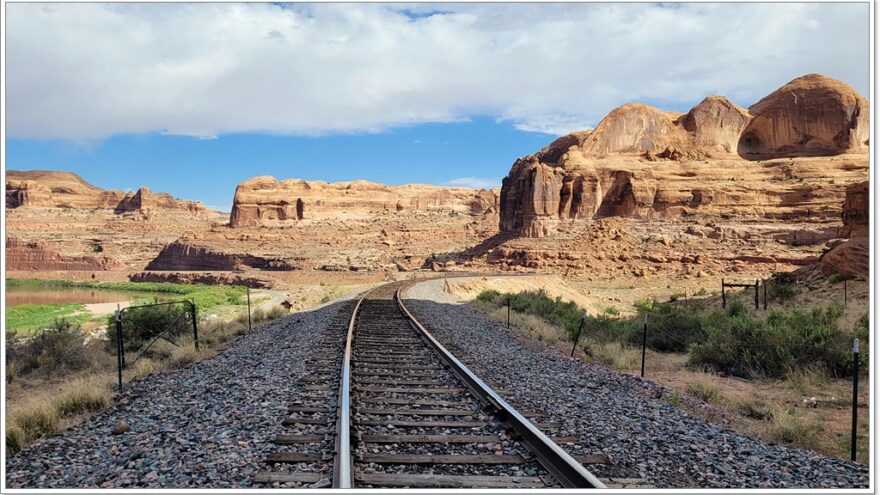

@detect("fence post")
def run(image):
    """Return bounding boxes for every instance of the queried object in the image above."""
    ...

[640,314,648,378]
[763,279,768,310]
[851,338,859,462]
[844,279,848,308]
[115,307,124,391]
[190,300,200,352]
[570,317,586,357]
[754,279,759,310]
[507,297,510,330]
[721,279,726,309]
[246,286,253,333]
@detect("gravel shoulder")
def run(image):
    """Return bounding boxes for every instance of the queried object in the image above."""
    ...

[5,298,355,489]
[402,279,869,489]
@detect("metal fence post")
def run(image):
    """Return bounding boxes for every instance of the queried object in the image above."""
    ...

[246,286,253,333]
[851,338,859,462]
[190,300,200,352]
[507,297,510,330]
[721,279,726,309]
[844,279,848,308]
[570,317,586,357]
[640,314,648,378]
[115,307,124,391]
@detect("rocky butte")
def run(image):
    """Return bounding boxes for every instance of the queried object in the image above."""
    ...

[229,176,499,228]
[499,74,868,238]
[5,171,223,272]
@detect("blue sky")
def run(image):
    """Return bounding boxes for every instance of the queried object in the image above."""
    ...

[4,3,869,210]
[7,120,551,211]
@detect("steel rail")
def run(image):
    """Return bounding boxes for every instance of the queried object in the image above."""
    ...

[331,288,373,488]
[395,287,606,489]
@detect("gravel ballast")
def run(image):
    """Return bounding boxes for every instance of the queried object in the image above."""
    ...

[402,279,869,489]
[6,299,354,489]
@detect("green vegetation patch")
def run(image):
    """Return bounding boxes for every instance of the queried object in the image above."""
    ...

[476,288,866,380]
[7,278,247,311]
[6,303,89,333]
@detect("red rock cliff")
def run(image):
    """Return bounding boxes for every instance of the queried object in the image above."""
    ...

[230,176,499,228]
[499,74,869,237]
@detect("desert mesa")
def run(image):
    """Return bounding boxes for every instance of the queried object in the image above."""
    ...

[5,73,869,291]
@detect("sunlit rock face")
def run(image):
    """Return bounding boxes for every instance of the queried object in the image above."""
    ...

[229,176,499,228]
[499,74,869,238]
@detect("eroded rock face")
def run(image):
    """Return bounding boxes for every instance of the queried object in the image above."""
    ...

[819,181,869,278]
[6,170,207,214]
[499,74,869,237]
[6,237,122,271]
[680,96,751,153]
[739,74,869,157]
[230,176,499,228]
[145,239,297,271]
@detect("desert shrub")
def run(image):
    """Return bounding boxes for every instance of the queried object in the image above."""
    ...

[726,299,748,317]
[108,303,192,353]
[476,289,502,303]
[827,273,845,284]
[7,320,98,376]
[767,271,800,301]
[629,303,707,353]
[689,303,858,378]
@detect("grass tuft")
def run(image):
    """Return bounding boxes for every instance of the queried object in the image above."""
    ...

[685,374,721,403]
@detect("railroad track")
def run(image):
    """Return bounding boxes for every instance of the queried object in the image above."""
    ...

[255,281,605,489]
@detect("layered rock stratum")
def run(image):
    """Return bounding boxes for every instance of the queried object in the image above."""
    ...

[6,170,207,213]
[816,181,869,279]
[5,171,226,272]
[3,73,869,285]
[6,237,123,271]
[499,74,869,238]
[229,176,498,228]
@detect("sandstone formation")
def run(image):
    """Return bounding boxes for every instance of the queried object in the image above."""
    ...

[499,74,869,238]
[230,176,499,228]
[6,170,207,213]
[817,181,869,279]
[6,237,123,271]
[739,74,869,157]
[145,238,297,271]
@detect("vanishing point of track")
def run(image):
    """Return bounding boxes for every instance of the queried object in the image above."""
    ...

[255,280,605,489]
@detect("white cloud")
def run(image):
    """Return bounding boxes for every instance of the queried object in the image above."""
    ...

[447,177,501,190]
[5,3,869,141]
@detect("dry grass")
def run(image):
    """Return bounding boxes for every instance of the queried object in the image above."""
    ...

[479,302,569,345]
[55,378,111,418]
[6,401,58,454]
[589,341,641,371]
[685,373,722,403]
[766,407,822,444]
[130,358,162,381]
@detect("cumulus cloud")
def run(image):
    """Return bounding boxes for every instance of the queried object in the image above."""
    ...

[5,3,869,141]
[447,177,501,189]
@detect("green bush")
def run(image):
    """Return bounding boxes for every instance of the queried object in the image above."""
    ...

[630,303,707,353]
[108,303,193,353]
[767,271,800,302]
[689,303,860,378]
[6,320,99,376]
